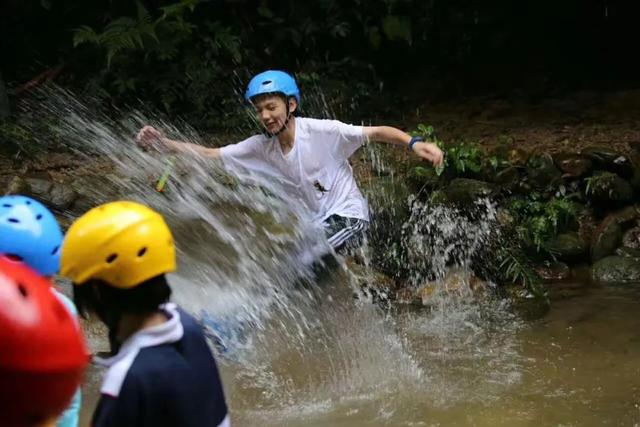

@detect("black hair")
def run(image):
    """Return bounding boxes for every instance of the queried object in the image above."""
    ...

[250,92,298,114]
[73,274,171,353]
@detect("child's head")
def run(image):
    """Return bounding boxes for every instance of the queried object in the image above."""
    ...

[245,70,300,135]
[0,195,63,277]
[0,257,88,427]
[60,201,176,342]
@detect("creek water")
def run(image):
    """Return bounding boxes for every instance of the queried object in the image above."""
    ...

[29,89,640,426]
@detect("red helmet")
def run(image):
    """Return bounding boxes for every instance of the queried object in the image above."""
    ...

[0,257,88,426]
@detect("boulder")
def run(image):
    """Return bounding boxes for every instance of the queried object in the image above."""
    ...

[584,171,634,206]
[591,218,622,262]
[622,226,640,250]
[553,153,593,178]
[615,247,640,259]
[534,261,571,282]
[581,146,635,178]
[445,178,496,206]
[592,255,640,283]
[4,176,77,211]
[546,232,589,262]
[526,154,562,189]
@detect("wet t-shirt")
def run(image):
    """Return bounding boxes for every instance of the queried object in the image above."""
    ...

[220,117,369,224]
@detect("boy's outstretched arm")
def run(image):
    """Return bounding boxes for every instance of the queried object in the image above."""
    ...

[136,125,221,159]
[363,126,444,166]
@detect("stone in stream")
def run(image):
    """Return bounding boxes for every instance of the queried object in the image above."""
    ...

[592,255,640,283]
[534,261,571,282]
[545,232,589,263]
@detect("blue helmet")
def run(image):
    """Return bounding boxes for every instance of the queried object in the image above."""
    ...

[245,70,300,103]
[0,195,63,276]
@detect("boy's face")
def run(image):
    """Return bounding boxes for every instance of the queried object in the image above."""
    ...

[252,95,297,134]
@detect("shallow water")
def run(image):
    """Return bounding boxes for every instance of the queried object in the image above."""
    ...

[29,89,640,426]
[78,279,640,426]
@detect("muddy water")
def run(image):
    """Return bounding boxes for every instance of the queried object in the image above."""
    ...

[77,279,640,426]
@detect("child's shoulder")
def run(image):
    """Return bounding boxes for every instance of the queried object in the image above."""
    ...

[297,117,344,131]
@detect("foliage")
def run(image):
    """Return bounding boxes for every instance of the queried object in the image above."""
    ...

[496,246,546,298]
[508,193,577,253]
[410,123,507,178]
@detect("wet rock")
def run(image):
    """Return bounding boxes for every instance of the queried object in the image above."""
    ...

[445,178,496,206]
[553,153,593,178]
[592,255,640,283]
[502,284,550,320]
[534,261,571,282]
[581,146,635,178]
[630,165,640,192]
[4,175,77,210]
[615,247,640,260]
[584,171,634,206]
[23,177,77,211]
[346,258,398,304]
[526,154,562,189]
[591,218,622,262]
[507,148,529,167]
[492,166,520,188]
[414,269,491,306]
[622,227,640,250]
[546,232,589,262]
[406,166,440,192]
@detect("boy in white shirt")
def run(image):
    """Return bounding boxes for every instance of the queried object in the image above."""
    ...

[137,70,443,254]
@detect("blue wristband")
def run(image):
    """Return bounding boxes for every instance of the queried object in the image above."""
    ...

[408,136,424,151]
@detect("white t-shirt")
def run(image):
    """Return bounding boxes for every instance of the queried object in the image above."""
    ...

[220,117,369,224]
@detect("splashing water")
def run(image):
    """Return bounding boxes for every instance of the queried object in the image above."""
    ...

[19,86,526,425]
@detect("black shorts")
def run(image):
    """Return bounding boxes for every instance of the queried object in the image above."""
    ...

[323,214,368,254]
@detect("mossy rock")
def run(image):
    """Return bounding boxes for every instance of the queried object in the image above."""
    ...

[592,255,640,283]
[553,153,593,178]
[502,284,550,320]
[534,261,571,282]
[582,146,634,178]
[445,178,496,206]
[526,154,562,189]
[546,232,589,262]
[622,226,640,250]
[584,171,634,206]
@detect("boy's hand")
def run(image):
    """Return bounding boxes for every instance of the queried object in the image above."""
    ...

[412,142,444,166]
[136,125,165,151]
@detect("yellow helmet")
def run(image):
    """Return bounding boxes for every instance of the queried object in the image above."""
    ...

[60,201,176,289]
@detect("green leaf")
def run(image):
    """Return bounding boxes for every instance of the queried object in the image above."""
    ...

[368,26,382,49]
[382,15,412,45]
[257,1,274,18]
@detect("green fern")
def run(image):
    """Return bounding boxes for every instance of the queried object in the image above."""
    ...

[497,247,546,298]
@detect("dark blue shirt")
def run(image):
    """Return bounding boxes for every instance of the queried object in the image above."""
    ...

[93,305,229,427]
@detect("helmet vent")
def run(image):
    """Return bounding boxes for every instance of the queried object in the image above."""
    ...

[106,254,118,264]
[36,214,43,220]
[2,203,11,207]
[261,80,272,85]
[137,247,147,257]
[25,200,31,205]
[17,283,28,298]
[6,254,23,262]
[7,218,19,223]
[51,245,60,255]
